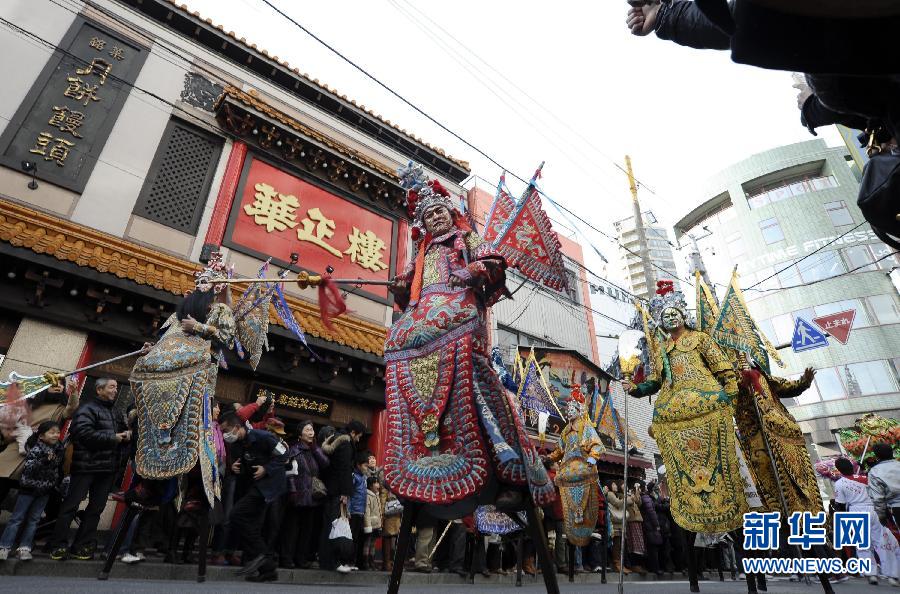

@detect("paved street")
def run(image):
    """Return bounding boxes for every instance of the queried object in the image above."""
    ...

[0,576,887,594]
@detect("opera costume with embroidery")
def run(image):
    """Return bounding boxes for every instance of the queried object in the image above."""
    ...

[382,164,554,512]
[735,368,822,516]
[129,253,271,506]
[545,385,604,547]
[626,284,750,534]
[699,272,822,517]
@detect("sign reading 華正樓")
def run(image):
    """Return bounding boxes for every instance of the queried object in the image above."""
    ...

[226,157,395,299]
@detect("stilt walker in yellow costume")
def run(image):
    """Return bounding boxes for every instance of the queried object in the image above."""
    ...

[699,271,822,516]
[545,384,604,548]
[623,281,749,535]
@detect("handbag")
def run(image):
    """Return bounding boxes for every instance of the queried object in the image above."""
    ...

[384,497,403,517]
[857,136,900,250]
[311,477,328,501]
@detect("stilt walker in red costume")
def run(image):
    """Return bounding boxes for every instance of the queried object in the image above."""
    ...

[384,163,558,593]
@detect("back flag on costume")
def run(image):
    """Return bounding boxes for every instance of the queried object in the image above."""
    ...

[695,270,720,334]
[485,164,568,291]
[482,173,517,242]
[711,270,784,374]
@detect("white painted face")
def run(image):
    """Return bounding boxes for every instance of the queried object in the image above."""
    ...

[422,204,453,236]
[566,398,583,420]
[661,307,685,331]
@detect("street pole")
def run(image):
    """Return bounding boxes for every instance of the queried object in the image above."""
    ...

[625,156,656,298]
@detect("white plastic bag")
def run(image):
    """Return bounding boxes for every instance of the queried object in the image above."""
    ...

[330,514,353,541]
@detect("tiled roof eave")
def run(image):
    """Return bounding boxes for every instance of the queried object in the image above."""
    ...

[0,199,387,356]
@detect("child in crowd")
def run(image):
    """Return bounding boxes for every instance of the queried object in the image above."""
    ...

[364,476,383,570]
[0,421,64,561]
[0,382,32,455]
[349,452,369,570]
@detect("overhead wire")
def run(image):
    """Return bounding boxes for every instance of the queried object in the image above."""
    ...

[19,3,882,306]
[36,0,695,294]
[253,0,698,282]
[1,9,634,332]
[389,0,658,196]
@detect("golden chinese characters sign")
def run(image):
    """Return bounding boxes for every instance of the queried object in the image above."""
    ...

[0,19,147,192]
[252,383,333,419]
[227,157,395,299]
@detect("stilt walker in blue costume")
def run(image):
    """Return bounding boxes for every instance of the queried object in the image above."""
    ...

[100,252,280,582]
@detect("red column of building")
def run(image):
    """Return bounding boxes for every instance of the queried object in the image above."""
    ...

[59,335,94,441]
[368,408,388,466]
[203,140,248,247]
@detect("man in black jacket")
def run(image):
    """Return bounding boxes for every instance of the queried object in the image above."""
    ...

[50,377,129,560]
[219,411,287,582]
[318,420,364,572]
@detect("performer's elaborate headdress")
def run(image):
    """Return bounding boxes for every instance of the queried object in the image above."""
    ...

[648,280,693,328]
[193,251,229,294]
[398,161,460,241]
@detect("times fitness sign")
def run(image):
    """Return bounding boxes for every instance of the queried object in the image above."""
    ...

[744,228,880,269]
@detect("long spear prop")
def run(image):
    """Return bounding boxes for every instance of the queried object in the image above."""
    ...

[1,347,149,402]
[211,271,393,287]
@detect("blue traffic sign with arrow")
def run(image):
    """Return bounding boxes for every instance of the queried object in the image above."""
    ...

[792,317,828,353]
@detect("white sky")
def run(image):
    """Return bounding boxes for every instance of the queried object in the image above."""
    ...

[181,0,843,288]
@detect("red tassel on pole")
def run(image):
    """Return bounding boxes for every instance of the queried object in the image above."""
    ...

[318,277,348,331]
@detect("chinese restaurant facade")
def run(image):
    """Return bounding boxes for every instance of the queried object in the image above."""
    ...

[0,0,471,472]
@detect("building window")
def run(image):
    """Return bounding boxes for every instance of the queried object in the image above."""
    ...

[759,217,785,244]
[842,245,877,272]
[775,259,802,288]
[867,294,900,325]
[564,269,581,304]
[823,200,854,228]
[839,360,898,396]
[814,299,871,329]
[133,119,223,233]
[770,313,795,345]
[814,367,845,400]
[746,175,838,209]
[799,251,845,283]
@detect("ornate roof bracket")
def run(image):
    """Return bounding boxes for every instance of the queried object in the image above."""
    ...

[215,86,409,213]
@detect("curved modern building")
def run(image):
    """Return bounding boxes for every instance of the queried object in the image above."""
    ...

[674,139,900,457]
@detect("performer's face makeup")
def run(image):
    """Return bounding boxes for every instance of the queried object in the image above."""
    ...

[422,205,453,236]
[566,400,582,419]
[662,307,685,331]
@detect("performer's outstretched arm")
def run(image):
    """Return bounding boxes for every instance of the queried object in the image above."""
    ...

[768,368,815,400]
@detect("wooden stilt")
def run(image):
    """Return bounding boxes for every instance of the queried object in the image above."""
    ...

[567,542,576,583]
[600,524,608,584]
[516,533,524,587]
[196,506,210,583]
[686,530,700,593]
[98,505,140,580]
[525,501,560,594]
[386,502,417,594]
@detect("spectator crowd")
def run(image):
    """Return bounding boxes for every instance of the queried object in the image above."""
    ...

[1,376,898,585]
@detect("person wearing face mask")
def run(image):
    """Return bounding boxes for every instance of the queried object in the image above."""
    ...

[622,281,747,591]
[218,411,287,582]
[543,385,604,557]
